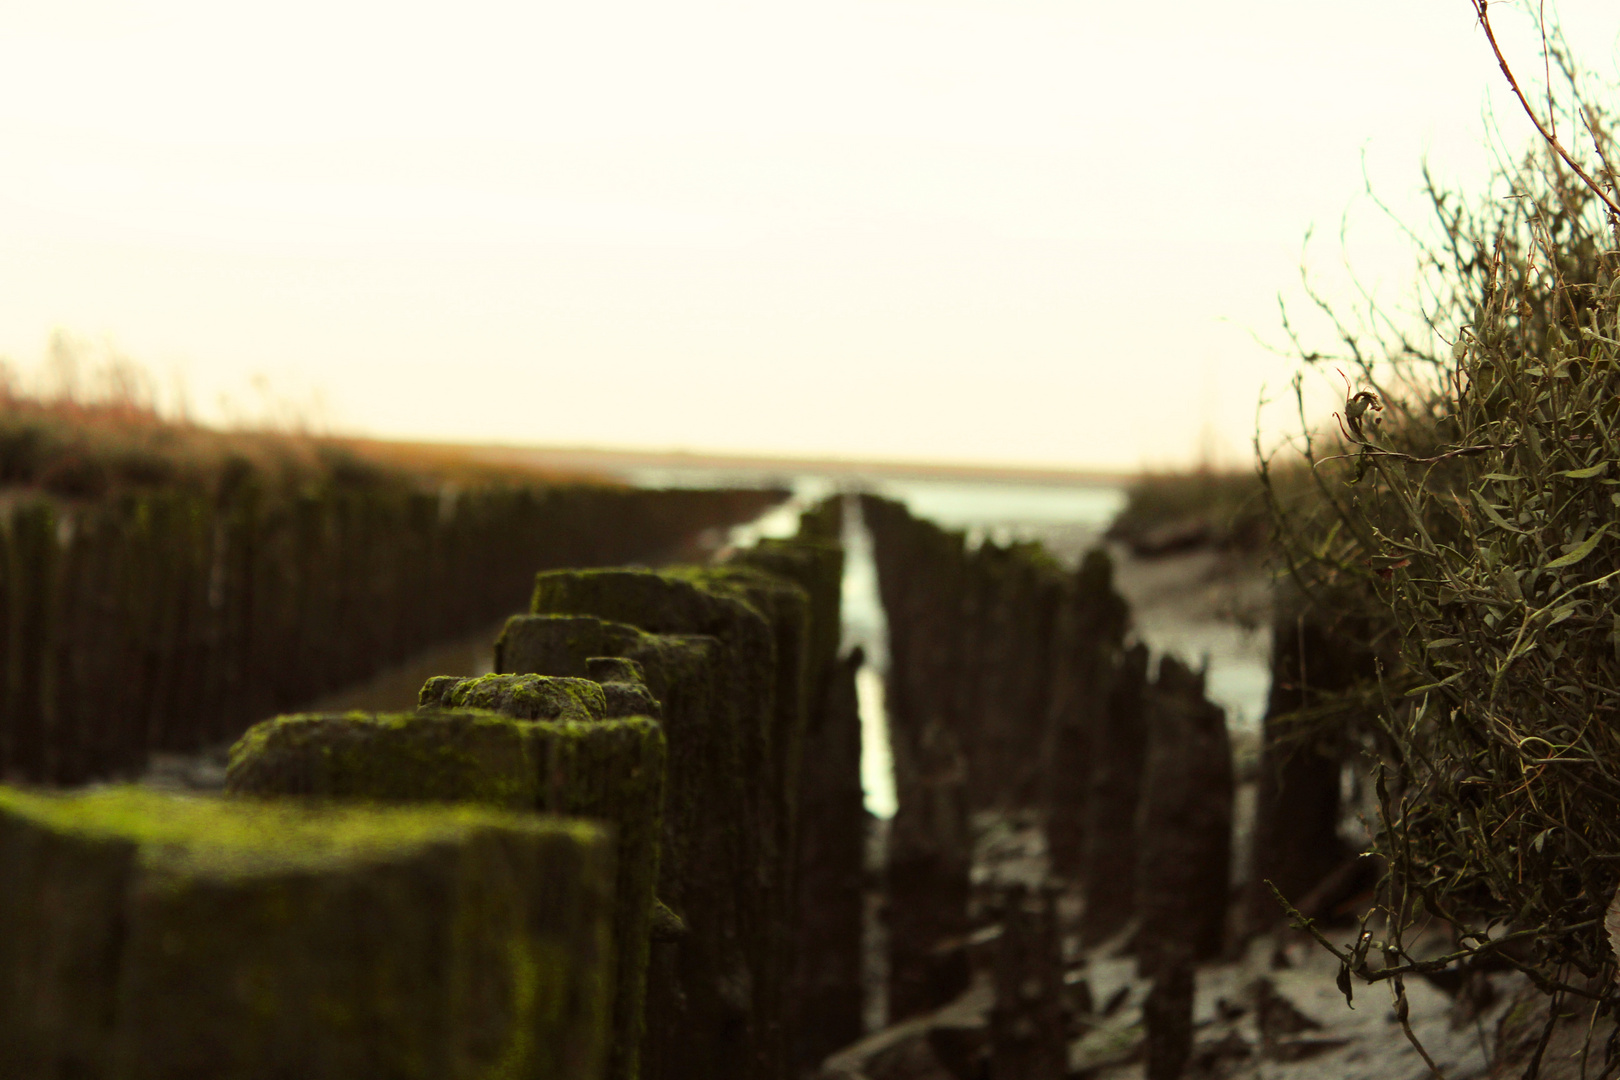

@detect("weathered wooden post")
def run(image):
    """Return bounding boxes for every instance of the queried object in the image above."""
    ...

[1043,548,1130,886]
[521,563,812,1080]
[1078,643,1150,947]
[860,496,974,1022]
[1134,656,1232,1080]
[0,785,616,1080]
[1243,603,1370,936]
[5,502,55,781]
[497,612,741,1080]
[988,884,1067,1080]
[960,541,1065,812]
[732,529,866,1072]
[228,693,665,1080]
[1143,950,1195,1080]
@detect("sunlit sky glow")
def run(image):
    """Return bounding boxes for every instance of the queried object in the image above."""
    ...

[3,1,1619,469]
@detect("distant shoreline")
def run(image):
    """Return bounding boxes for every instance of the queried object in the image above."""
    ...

[346,439,1134,488]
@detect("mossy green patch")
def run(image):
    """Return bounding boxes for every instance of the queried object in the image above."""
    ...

[585,656,646,685]
[0,784,614,1080]
[494,610,741,1056]
[525,716,665,1080]
[1,782,552,874]
[226,704,664,1080]
[226,709,537,809]
[419,674,607,721]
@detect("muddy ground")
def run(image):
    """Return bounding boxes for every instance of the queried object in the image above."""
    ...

[830,812,1525,1080]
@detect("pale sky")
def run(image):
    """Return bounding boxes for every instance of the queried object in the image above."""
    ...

[3,0,1618,469]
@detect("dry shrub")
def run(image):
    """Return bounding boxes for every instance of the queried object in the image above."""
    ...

[1263,20,1620,1066]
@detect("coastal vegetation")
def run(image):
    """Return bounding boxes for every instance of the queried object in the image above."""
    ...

[1263,6,1620,1067]
[0,349,599,502]
[1106,468,1269,556]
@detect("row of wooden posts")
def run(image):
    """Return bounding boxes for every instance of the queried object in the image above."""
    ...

[0,482,783,785]
[4,489,845,1080]
[860,494,1352,1078]
[3,486,1354,1079]
[215,497,866,1080]
[862,495,1228,1016]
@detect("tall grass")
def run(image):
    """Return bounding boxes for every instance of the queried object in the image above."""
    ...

[0,335,599,502]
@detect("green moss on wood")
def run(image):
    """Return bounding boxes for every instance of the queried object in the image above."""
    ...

[586,657,646,685]
[529,565,815,1080]
[226,706,664,1080]
[226,709,537,809]
[418,673,607,722]
[729,538,843,681]
[525,716,666,1080]
[495,613,740,990]
[794,494,843,543]
[0,784,614,1080]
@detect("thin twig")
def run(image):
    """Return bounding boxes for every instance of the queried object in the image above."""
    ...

[1471,0,1620,218]
[1314,442,1515,467]
[1393,971,1449,1078]
[1523,990,1562,1080]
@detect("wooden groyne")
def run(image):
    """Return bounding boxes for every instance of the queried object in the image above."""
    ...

[850,494,1242,1079]
[0,483,781,784]
[4,488,1413,1080]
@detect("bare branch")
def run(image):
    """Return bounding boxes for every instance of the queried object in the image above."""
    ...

[1470,0,1620,218]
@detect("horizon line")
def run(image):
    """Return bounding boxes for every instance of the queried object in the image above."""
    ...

[336,435,1206,486]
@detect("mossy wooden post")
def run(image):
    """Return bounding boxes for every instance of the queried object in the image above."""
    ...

[705,560,817,1080]
[0,510,11,776]
[794,494,843,544]
[686,563,813,1033]
[529,566,812,1080]
[1079,642,1150,947]
[727,538,840,823]
[0,785,615,1080]
[6,502,56,782]
[162,492,216,755]
[291,492,335,701]
[118,494,177,759]
[46,508,89,784]
[419,673,610,722]
[792,645,867,1062]
[155,493,206,755]
[497,613,743,1080]
[75,507,133,779]
[959,541,1065,812]
[400,490,439,661]
[0,482,785,786]
[367,493,402,669]
[1043,549,1130,885]
[1135,655,1233,971]
[133,494,183,759]
[212,482,265,746]
[988,885,1067,1080]
[252,492,298,728]
[226,702,664,1080]
[1242,604,1367,938]
[730,532,865,1071]
[859,495,974,1022]
[1143,952,1194,1080]
[335,493,372,691]
[529,714,664,1080]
